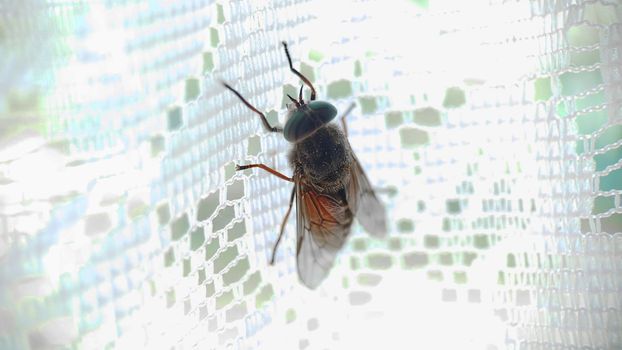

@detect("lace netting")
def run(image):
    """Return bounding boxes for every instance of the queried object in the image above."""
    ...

[0,0,620,349]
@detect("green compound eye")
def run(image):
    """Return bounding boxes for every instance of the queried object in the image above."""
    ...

[283,101,338,142]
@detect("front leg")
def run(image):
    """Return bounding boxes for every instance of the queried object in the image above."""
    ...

[222,82,283,133]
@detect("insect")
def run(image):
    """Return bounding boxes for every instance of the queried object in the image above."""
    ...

[222,42,386,288]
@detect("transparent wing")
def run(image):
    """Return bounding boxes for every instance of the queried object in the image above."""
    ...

[347,154,387,237]
[295,172,353,289]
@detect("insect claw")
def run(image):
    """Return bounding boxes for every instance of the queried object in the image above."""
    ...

[235,164,242,171]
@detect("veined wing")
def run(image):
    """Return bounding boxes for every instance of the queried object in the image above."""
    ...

[295,171,353,289]
[347,153,387,237]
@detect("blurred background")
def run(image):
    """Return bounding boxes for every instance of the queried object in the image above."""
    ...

[1,0,621,349]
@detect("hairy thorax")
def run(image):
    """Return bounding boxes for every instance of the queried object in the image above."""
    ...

[288,124,352,194]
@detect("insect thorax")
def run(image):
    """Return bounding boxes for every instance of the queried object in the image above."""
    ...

[288,124,352,194]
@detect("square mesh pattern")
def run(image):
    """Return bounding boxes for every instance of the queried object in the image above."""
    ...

[0,0,621,349]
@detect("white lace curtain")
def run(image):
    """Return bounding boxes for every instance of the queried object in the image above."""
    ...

[0,0,620,349]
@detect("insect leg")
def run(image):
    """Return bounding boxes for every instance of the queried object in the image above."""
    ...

[339,102,356,137]
[236,163,294,182]
[270,187,295,265]
[222,82,283,133]
[282,42,317,101]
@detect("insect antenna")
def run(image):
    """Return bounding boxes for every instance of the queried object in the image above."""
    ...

[222,81,283,133]
[298,85,304,105]
[287,94,301,108]
[282,41,317,101]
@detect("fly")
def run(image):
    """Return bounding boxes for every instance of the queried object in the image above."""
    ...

[222,42,387,288]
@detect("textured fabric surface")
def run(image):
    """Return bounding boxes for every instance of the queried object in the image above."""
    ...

[1,0,621,349]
